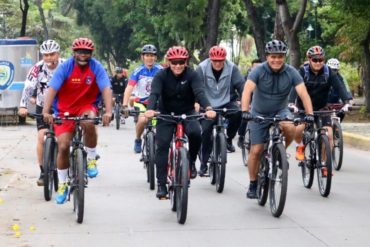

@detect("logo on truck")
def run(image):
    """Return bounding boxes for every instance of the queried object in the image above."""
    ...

[0,60,15,90]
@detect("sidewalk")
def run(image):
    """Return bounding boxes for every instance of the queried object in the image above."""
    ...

[341,122,370,151]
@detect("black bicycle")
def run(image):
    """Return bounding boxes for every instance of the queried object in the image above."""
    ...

[327,104,345,171]
[240,126,251,167]
[141,118,156,190]
[62,114,101,223]
[114,94,123,130]
[249,115,295,217]
[156,113,204,224]
[29,113,59,201]
[298,110,333,197]
[206,108,239,193]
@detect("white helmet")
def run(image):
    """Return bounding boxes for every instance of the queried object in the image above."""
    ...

[40,39,60,54]
[327,58,340,70]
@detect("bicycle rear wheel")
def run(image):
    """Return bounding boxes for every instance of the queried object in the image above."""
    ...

[301,141,315,188]
[332,121,343,171]
[269,143,288,218]
[257,151,269,206]
[176,147,189,224]
[241,129,250,166]
[73,148,86,223]
[147,132,155,190]
[215,132,227,193]
[43,137,55,201]
[317,134,332,197]
[115,104,120,130]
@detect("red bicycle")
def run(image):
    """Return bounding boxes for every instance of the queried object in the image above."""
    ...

[155,113,204,224]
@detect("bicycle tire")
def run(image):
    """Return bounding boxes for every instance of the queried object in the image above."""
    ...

[215,132,227,193]
[168,147,176,212]
[241,129,250,166]
[332,121,343,171]
[73,148,85,223]
[176,147,189,224]
[269,143,288,218]
[301,141,315,188]
[42,137,54,201]
[257,151,269,206]
[115,104,120,130]
[317,134,332,197]
[209,136,216,185]
[147,132,155,190]
[53,141,59,192]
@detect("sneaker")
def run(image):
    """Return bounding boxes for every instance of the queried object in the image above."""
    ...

[227,139,235,153]
[246,182,258,199]
[295,145,305,161]
[120,117,125,124]
[237,136,244,149]
[156,184,168,199]
[190,163,197,179]
[134,139,142,153]
[87,159,98,178]
[198,165,208,177]
[55,183,69,204]
[37,172,44,186]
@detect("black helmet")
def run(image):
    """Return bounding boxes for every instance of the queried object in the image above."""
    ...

[265,40,288,54]
[115,66,122,73]
[141,44,157,55]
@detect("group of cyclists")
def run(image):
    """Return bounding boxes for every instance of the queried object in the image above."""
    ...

[18,37,352,206]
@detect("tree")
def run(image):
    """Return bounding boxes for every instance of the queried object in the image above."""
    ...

[20,0,29,36]
[200,0,220,60]
[35,0,48,39]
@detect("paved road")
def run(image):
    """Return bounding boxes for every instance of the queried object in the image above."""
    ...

[1,119,370,247]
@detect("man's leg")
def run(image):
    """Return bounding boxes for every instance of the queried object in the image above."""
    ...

[246,144,264,199]
[184,118,202,179]
[200,119,215,176]
[36,128,47,186]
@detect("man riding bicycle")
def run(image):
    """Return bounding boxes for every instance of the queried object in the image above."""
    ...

[144,46,216,199]
[196,45,244,176]
[289,46,352,161]
[122,44,162,153]
[241,40,313,199]
[42,38,112,204]
[18,39,64,186]
[111,67,128,123]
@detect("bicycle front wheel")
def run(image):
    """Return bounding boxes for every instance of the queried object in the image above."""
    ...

[241,129,250,166]
[332,121,343,171]
[176,147,189,224]
[317,134,332,197]
[301,141,315,188]
[115,104,120,130]
[42,137,55,201]
[147,132,155,190]
[215,132,227,193]
[269,143,288,218]
[257,151,269,206]
[73,148,86,223]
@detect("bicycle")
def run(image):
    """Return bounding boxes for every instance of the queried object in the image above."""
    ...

[29,113,59,201]
[327,103,345,171]
[297,110,333,197]
[141,115,156,190]
[240,124,251,167]
[155,113,204,224]
[113,93,123,130]
[206,108,240,193]
[60,114,101,223]
[249,115,296,217]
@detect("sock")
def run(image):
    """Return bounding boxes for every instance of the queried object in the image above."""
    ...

[39,165,44,173]
[85,147,97,160]
[57,168,68,184]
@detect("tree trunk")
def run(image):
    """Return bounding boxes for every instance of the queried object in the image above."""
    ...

[19,0,29,37]
[35,0,48,40]
[276,0,307,68]
[273,12,285,41]
[243,0,266,60]
[361,30,370,113]
[200,0,220,61]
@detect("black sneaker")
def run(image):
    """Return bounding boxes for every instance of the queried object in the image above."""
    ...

[156,184,168,199]
[198,165,208,177]
[37,172,44,186]
[237,136,244,148]
[227,139,235,153]
[246,182,258,199]
[190,163,197,179]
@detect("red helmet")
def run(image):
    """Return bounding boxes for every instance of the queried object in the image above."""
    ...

[72,38,95,51]
[209,46,227,60]
[306,45,325,59]
[166,46,189,60]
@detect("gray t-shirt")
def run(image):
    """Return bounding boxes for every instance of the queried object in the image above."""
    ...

[247,62,303,114]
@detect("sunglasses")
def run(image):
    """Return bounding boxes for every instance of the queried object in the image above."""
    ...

[170,60,186,65]
[75,49,92,55]
[311,58,324,63]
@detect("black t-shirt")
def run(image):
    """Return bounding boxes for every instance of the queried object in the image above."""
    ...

[110,75,128,95]
[148,67,211,114]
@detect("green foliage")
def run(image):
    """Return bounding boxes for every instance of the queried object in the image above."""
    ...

[340,63,361,92]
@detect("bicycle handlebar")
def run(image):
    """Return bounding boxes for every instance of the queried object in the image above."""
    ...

[155,113,205,123]
[28,112,101,125]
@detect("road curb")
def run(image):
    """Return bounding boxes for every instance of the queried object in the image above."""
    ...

[343,131,370,151]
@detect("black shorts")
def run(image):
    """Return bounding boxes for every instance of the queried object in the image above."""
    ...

[36,105,50,131]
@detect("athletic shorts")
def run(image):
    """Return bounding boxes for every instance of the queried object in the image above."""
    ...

[36,105,50,131]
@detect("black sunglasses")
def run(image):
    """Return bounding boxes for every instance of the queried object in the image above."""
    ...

[311,58,324,63]
[170,60,186,65]
[75,49,92,55]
